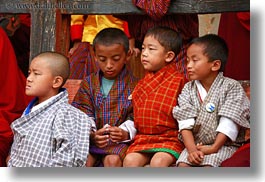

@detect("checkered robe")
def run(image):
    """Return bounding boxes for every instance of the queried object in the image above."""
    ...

[126,62,186,155]
[173,73,250,167]
[72,66,138,160]
[8,90,92,167]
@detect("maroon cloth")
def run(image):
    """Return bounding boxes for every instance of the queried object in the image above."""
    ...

[220,143,250,167]
[0,27,31,166]
[218,12,250,80]
[132,0,171,20]
[117,14,198,49]
[118,0,198,46]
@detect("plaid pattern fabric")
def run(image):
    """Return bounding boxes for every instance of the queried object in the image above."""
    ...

[72,66,138,159]
[132,0,171,20]
[8,90,92,167]
[126,62,186,155]
[173,73,250,166]
[175,45,188,78]
[69,42,98,79]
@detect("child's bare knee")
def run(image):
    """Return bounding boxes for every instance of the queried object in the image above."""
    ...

[150,157,165,167]
[104,155,122,167]
[123,155,136,167]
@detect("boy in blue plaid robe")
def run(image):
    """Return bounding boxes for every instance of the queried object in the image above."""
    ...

[8,52,92,167]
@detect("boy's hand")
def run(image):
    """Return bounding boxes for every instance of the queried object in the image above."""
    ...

[92,127,110,148]
[187,150,204,165]
[108,126,129,143]
[130,47,141,57]
[196,143,217,155]
[6,155,10,165]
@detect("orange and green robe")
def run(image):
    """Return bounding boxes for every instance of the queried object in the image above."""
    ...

[126,62,186,159]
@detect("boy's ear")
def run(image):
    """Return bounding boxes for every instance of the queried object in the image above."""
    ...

[165,51,175,63]
[53,76,64,88]
[211,60,221,72]
[126,49,133,62]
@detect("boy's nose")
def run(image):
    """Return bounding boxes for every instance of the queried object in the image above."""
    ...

[186,61,192,68]
[141,50,147,57]
[106,61,113,68]
[26,74,32,82]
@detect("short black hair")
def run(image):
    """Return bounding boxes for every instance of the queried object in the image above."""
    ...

[189,34,228,72]
[92,27,129,53]
[144,26,182,57]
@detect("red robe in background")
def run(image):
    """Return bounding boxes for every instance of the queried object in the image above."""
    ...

[218,12,250,80]
[0,27,31,166]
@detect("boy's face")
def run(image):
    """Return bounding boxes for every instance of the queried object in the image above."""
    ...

[26,57,56,103]
[186,44,215,81]
[141,36,170,72]
[94,43,129,80]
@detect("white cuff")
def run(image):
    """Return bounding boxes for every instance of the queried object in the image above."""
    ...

[216,117,239,141]
[119,120,136,143]
[178,118,195,131]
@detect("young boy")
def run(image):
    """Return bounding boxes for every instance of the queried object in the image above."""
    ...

[123,26,186,167]
[172,34,250,167]
[7,51,92,167]
[71,28,139,167]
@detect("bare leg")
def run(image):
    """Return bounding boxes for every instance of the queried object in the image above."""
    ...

[150,152,176,167]
[85,153,97,167]
[123,152,152,167]
[103,154,122,167]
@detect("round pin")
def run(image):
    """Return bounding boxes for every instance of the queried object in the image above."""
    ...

[205,103,215,113]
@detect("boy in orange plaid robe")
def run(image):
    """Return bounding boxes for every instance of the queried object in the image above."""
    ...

[123,26,186,167]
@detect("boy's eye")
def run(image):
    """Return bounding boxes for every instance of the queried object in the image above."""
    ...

[98,57,106,62]
[149,47,156,51]
[113,56,120,61]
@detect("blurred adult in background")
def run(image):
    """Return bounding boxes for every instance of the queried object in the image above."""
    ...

[9,14,31,77]
[0,14,31,167]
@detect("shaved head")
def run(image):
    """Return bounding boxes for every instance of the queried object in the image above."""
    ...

[33,51,70,85]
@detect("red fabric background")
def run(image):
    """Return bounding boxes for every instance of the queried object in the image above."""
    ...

[0,27,31,166]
